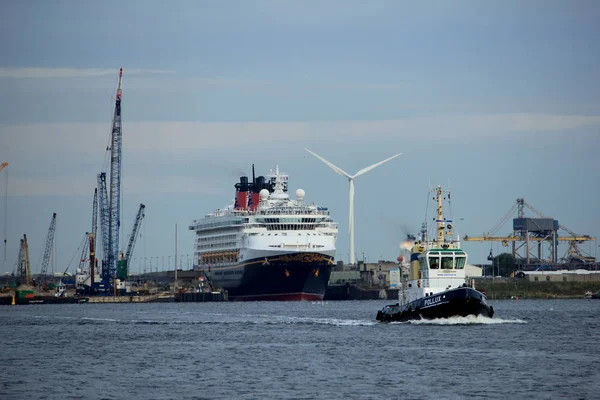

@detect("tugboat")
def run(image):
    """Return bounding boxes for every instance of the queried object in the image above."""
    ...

[376,186,493,322]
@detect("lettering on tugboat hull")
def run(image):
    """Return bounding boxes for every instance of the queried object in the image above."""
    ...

[423,296,441,307]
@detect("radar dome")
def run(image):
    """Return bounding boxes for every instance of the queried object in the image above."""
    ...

[259,189,270,200]
[296,188,305,200]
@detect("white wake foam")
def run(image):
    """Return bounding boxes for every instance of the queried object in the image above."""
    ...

[271,315,376,326]
[400,315,526,325]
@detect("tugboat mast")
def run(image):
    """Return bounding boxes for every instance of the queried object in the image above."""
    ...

[433,185,454,247]
[435,186,444,245]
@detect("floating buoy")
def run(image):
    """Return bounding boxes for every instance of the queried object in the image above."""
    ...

[515,296,519,301]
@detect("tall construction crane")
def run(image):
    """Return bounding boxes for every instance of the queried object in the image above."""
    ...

[117,203,145,280]
[106,68,123,288]
[1,162,7,262]
[38,213,57,289]
[92,188,98,249]
[97,172,110,276]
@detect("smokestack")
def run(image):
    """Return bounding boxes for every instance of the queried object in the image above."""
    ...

[234,176,249,210]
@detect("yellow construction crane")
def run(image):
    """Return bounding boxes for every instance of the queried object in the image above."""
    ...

[464,198,595,265]
[464,235,593,243]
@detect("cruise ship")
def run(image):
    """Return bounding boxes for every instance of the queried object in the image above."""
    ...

[189,166,338,301]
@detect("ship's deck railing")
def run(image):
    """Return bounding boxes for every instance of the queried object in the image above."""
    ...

[404,276,467,290]
[260,207,329,216]
[192,204,329,219]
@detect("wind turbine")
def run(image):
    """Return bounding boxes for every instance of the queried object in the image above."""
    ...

[305,148,402,265]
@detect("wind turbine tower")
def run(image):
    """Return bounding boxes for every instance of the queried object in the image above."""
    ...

[305,148,402,265]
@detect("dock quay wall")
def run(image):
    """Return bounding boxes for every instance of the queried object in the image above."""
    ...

[474,279,600,299]
[175,291,228,302]
[87,294,175,303]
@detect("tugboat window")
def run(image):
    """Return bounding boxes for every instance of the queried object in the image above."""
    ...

[428,256,440,269]
[455,257,466,269]
[441,257,454,269]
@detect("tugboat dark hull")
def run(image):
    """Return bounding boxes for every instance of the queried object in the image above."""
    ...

[376,287,493,322]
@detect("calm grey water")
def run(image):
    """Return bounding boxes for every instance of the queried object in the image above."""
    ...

[1,299,599,400]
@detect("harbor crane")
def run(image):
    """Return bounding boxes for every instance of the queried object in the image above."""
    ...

[117,203,145,280]
[37,213,57,289]
[464,198,595,267]
[106,68,123,288]
[88,69,123,293]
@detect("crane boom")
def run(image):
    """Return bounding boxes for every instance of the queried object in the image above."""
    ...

[97,173,110,274]
[107,68,123,286]
[38,213,57,289]
[487,203,518,236]
[0,162,7,173]
[117,203,145,280]
[91,188,98,247]
[77,233,90,272]
[126,204,145,261]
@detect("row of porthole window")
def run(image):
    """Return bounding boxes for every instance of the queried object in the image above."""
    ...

[197,242,238,250]
[195,220,243,230]
[197,234,238,243]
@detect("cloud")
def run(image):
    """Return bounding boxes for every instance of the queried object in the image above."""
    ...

[3,113,600,156]
[0,68,174,79]
[9,175,225,197]
[2,113,599,196]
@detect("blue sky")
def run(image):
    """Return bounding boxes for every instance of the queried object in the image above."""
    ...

[1,0,599,274]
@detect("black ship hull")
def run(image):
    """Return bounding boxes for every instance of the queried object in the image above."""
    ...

[376,287,493,322]
[204,252,333,301]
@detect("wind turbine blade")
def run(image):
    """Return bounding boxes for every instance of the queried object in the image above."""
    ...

[304,148,352,178]
[354,152,403,178]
